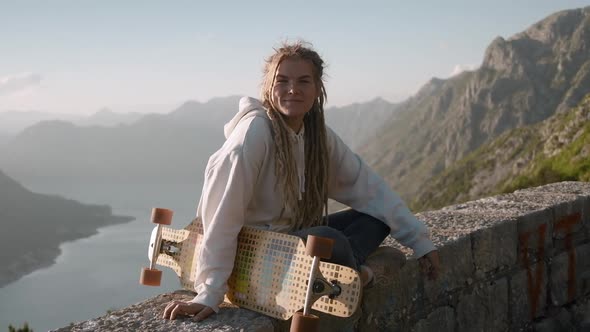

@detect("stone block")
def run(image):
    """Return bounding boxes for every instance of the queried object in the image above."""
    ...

[360,256,420,332]
[471,219,517,274]
[550,251,575,306]
[576,243,590,298]
[510,264,548,326]
[424,235,473,303]
[525,182,590,239]
[412,306,455,332]
[456,278,508,332]
[552,196,587,253]
[572,297,590,330]
[533,308,573,332]
[552,196,586,236]
[516,208,553,265]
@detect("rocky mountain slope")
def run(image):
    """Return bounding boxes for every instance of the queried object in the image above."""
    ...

[412,93,590,211]
[324,97,401,150]
[360,6,590,201]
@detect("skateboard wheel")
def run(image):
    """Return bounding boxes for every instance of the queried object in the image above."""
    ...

[151,208,173,225]
[305,235,334,259]
[140,267,162,286]
[290,312,319,332]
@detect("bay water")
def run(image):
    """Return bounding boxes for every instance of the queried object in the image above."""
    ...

[0,180,203,331]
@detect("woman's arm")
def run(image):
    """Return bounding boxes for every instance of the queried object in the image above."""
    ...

[326,126,437,259]
[164,116,268,320]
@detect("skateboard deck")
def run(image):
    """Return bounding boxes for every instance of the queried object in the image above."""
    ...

[146,216,362,320]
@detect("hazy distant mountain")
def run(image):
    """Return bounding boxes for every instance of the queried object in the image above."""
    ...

[0,110,82,136]
[412,93,590,211]
[324,97,401,150]
[360,6,590,201]
[0,108,145,138]
[0,96,242,186]
[0,169,132,287]
[76,108,144,127]
[0,94,401,188]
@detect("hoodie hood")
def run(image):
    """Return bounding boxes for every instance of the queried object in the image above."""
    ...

[223,97,268,139]
[224,96,307,201]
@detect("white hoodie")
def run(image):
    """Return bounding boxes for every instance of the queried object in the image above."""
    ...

[190,97,436,311]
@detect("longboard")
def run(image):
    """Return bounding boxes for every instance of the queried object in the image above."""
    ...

[140,208,362,321]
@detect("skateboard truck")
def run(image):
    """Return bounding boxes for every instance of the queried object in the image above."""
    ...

[161,240,180,256]
[140,208,174,287]
[311,279,342,299]
[290,235,335,332]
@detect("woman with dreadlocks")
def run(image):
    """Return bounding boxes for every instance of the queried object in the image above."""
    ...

[163,41,440,321]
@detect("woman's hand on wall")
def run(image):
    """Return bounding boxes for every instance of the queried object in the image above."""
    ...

[162,300,215,321]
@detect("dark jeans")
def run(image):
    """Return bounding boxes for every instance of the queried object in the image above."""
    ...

[291,209,390,271]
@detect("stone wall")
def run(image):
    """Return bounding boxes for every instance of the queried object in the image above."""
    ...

[54,181,590,331]
[365,181,590,332]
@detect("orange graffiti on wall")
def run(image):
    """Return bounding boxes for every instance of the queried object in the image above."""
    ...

[518,212,581,318]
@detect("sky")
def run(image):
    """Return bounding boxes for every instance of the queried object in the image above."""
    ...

[1,0,589,115]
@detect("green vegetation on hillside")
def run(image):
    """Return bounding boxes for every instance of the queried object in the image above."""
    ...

[411,94,590,212]
[502,122,590,192]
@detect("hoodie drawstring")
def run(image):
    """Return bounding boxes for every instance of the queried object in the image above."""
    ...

[293,128,305,201]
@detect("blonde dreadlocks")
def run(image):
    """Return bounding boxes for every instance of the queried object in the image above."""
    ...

[260,41,329,231]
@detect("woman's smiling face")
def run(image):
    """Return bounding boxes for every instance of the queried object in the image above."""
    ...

[271,57,318,132]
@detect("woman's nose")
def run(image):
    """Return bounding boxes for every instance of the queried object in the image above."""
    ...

[288,82,299,94]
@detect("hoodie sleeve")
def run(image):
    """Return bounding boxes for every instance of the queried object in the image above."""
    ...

[189,117,266,311]
[326,127,436,258]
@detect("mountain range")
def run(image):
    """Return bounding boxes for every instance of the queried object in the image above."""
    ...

[0,109,144,137]
[412,93,590,211]
[0,6,588,217]
[359,6,590,202]
[0,93,398,187]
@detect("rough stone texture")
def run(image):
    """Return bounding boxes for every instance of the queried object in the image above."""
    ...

[514,208,554,265]
[426,236,475,296]
[423,235,472,302]
[550,251,574,306]
[412,306,455,332]
[471,219,517,274]
[552,196,588,254]
[530,182,590,238]
[504,190,589,256]
[510,263,548,326]
[533,308,573,332]
[572,297,590,330]
[527,181,590,198]
[51,291,275,332]
[358,251,418,332]
[456,278,509,332]
[552,195,586,235]
[414,210,477,247]
[442,195,552,268]
[576,243,590,299]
